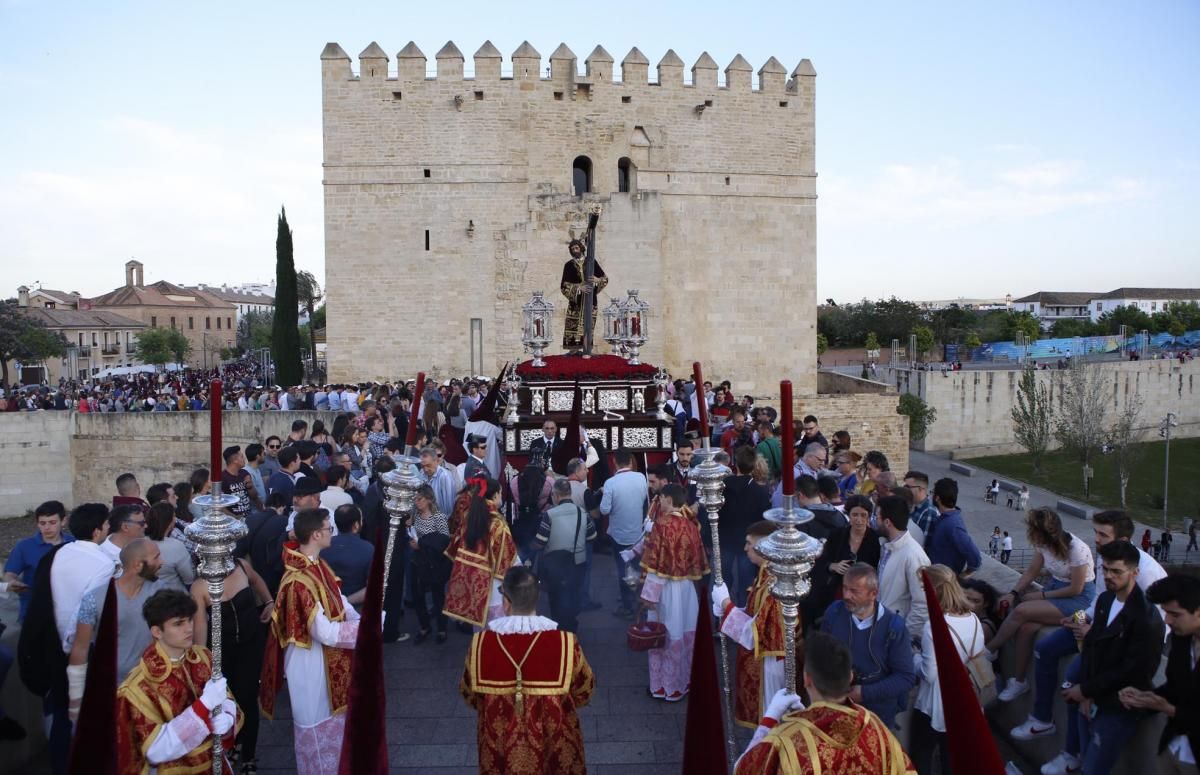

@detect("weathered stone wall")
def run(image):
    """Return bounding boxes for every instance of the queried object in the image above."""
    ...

[321,42,817,397]
[0,411,338,516]
[880,359,1200,456]
[801,392,909,475]
[0,412,75,516]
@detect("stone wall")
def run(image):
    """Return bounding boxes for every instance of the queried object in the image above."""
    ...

[800,391,909,475]
[321,42,818,397]
[0,411,337,516]
[880,359,1200,456]
[0,412,75,516]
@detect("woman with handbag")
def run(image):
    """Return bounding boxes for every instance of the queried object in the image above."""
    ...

[409,484,451,644]
[638,484,709,701]
[911,565,990,775]
[444,476,519,628]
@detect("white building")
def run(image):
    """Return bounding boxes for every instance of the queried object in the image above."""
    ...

[1012,291,1098,330]
[1089,288,1200,322]
[188,284,275,326]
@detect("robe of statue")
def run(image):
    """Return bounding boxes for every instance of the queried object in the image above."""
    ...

[560,255,608,350]
[259,544,360,775]
[734,701,916,775]
[116,642,242,775]
[720,562,800,728]
[460,615,595,774]
[444,513,519,627]
[639,507,709,698]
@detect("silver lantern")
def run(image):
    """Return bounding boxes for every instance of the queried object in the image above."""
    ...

[602,297,625,355]
[521,292,554,367]
[619,289,649,366]
[653,367,671,421]
[380,454,423,595]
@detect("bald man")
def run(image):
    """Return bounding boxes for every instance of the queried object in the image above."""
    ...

[66,538,165,719]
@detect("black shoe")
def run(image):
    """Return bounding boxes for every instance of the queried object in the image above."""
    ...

[0,717,26,741]
[240,758,258,775]
[436,631,448,644]
[414,629,430,645]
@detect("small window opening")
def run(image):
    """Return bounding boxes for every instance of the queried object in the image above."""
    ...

[725,176,730,185]
[577,84,591,99]
[423,168,431,178]
[554,91,564,101]
[474,91,484,100]
[618,157,636,194]
[425,230,431,251]
[392,91,403,100]
[572,156,593,196]
[621,95,632,104]
[704,99,713,107]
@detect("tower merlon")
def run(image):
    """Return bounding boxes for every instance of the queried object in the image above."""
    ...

[724,54,752,91]
[474,40,502,80]
[691,51,718,89]
[358,42,388,80]
[512,41,541,82]
[657,49,684,86]
[436,41,465,79]
[549,43,577,83]
[321,42,352,80]
[758,56,787,94]
[621,47,649,85]
[585,45,614,81]
[396,41,427,82]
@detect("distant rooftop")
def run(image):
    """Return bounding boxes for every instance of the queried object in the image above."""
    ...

[1011,291,1098,305]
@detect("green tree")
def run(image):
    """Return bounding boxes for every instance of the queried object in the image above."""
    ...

[237,309,274,351]
[1050,318,1100,339]
[1011,366,1053,472]
[864,331,880,351]
[816,332,828,357]
[1168,320,1187,337]
[929,305,975,346]
[1096,305,1153,335]
[964,332,983,348]
[897,393,937,442]
[0,306,69,385]
[271,207,303,387]
[1003,310,1041,342]
[296,270,323,375]
[310,303,326,331]
[134,327,191,367]
[912,324,935,361]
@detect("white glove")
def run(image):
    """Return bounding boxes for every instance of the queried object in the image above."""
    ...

[711,583,731,617]
[66,663,88,723]
[380,612,387,633]
[200,677,227,711]
[620,549,635,562]
[764,689,804,721]
[210,709,235,736]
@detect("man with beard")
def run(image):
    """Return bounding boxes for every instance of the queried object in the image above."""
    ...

[66,538,165,722]
[559,238,608,352]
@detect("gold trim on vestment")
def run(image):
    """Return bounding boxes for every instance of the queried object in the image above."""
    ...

[467,630,575,695]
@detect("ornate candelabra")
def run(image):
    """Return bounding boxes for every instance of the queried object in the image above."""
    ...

[502,366,522,427]
[653,367,670,421]
[380,455,422,594]
[754,494,823,694]
[602,297,625,355]
[691,444,736,770]
[185,483,245,775]
[521,292,554,367]
[619,289,649,366]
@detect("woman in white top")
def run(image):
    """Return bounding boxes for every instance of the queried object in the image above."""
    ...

[911,565,984,775]
[985,508,1096,702]
[146,502,196,592]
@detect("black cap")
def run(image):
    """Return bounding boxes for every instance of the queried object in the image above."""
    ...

[294,476,323,496]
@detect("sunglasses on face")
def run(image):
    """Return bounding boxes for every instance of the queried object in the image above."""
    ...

[268,444,280,449]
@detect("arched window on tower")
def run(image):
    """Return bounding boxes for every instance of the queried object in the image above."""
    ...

[617,157,636,193]
[572,156,592,196]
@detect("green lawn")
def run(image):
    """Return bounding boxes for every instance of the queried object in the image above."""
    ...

[966,437,1200,530]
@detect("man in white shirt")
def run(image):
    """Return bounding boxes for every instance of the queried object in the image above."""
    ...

[100,504,149,565]
[874,495,930,641]
[51,504,120,654]
[341,385,360,412]
[319,465,355,516]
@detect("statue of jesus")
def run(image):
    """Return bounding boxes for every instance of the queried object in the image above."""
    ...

[559,239,607,352]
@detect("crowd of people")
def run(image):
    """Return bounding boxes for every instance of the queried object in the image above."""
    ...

[0,370,1196,775]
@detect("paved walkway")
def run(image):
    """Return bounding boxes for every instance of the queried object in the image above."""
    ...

[256,549,743,774]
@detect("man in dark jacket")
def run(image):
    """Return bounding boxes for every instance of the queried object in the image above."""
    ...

[1064,541,1164,775]
[1120,574,1200,774]
[716,447,771,607]
[796,475,846,541]
[819,563,916,729]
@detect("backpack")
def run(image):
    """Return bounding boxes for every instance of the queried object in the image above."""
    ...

[949,618,998,707]
[18,543,70,699]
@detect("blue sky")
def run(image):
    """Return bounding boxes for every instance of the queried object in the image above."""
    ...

[2,0,1197,303]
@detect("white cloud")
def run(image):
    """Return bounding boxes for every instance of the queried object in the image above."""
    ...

[821,154,1151,226]
[0,116,323,293]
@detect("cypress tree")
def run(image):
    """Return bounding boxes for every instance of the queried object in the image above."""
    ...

[272,207,303,386]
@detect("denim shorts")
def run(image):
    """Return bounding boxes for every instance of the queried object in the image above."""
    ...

[1044,576,1096,617]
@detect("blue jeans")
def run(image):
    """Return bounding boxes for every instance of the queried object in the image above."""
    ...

[612,541,637,611]
[719,547,756,608]
[1076,707,1140,774]
[1033,627,1082,724]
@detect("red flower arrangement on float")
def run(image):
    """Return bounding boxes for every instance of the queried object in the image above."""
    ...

[516,354,658,382]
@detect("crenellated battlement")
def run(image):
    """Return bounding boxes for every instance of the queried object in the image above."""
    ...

[321,40,814,94]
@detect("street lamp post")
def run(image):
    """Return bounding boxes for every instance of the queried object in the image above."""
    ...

[1160,412,1178,530]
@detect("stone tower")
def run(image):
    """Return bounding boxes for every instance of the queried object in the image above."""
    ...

[320,40,817,395]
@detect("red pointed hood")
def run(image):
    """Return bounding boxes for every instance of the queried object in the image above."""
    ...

[69,579,119,775]
[468,362,508,423]
[337,517,389,773]
[439,424,468,465]
[681,586,729,774]
[551,380,583,476]
[920,570,1005,775]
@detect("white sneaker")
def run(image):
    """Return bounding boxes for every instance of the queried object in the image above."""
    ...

[1040,751,1081,774]
[1011,715,1056,740]
[998,678,1029,702]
